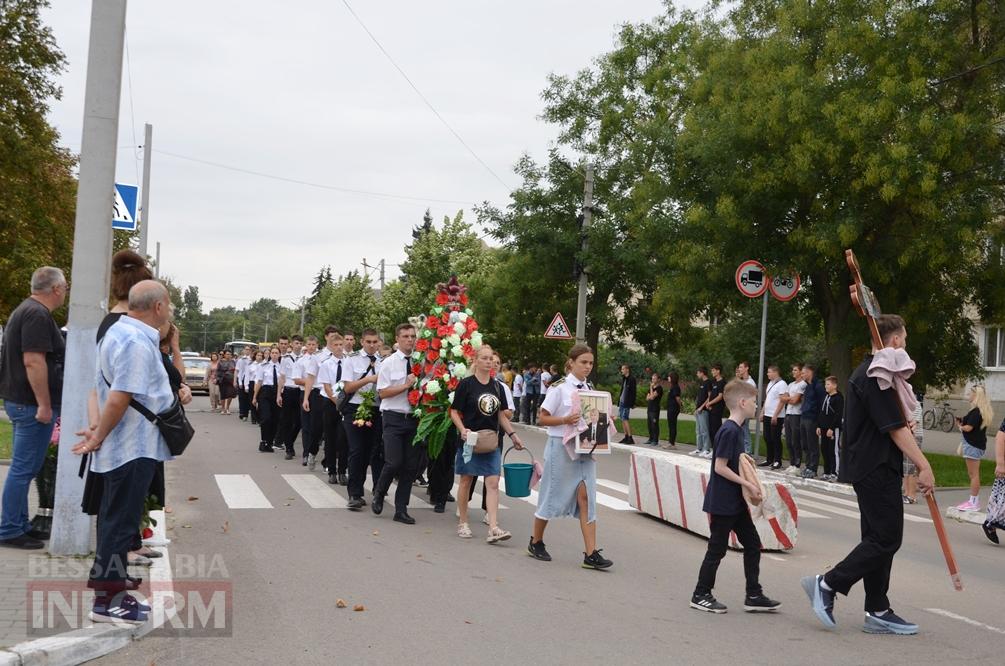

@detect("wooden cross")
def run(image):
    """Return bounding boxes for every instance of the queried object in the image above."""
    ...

[845,249,962,591]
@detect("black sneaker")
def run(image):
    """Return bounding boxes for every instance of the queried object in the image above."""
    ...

[258,442,271,452]
[284,452,294,460]
[416,475,428,487]
[0,534,46,550]
[690,593,727,614]
[744,594,782,612]
[347,497,365,511]
[757,460,772,467]
[618,436,631,444]
[527,538,551,562]
[328,473,338,485]
[982,521,1000,544]
[433,501,446,513]
[863,609,918,635]
[582,549,613,570]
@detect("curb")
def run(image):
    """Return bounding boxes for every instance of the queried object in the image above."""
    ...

[0,510,174,666]
[944,506,987,525]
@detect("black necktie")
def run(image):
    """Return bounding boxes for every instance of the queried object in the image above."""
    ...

[272,365,277,386]
[335,359,342,382]
[366,355,376,376]
[406,355,412,375]
[576,383,584,389]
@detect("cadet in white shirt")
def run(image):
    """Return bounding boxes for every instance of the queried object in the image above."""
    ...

[252,346,282,453]
[318,333,349,485]
[782,363,806,471]
[235,346,253,421]
[245,350,264,425]
[294,336,319,467]
[512,369,525,423]
[301,327,338,472]
[276,334,303,459]
[342,329,384,510]
[371,324,420,521]
[760,365,789,469]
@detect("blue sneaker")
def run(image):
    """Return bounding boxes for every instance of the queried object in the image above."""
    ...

[121,594,151,613]
[801,575,836,628]
[863,609,918,635]
[89,602,148,625]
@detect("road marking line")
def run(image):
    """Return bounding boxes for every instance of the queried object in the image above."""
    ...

[797,509,831,519]
[597,479,630,494]
[497,479,630,511]
[765,554,787,562]
[794,490,931,523]
[924,608,1005,635]
[215,474,272,509]
[794,498,862,520]
[282,474,347,508]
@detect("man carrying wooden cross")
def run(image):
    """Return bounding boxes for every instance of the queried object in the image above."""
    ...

[802,314,935,635]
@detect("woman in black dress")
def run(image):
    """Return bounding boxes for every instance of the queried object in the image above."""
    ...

[216,350,237,415]
[663,372,682,450]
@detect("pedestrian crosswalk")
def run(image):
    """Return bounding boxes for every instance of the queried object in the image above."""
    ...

[213,473,636,513]
[791,488,933,524]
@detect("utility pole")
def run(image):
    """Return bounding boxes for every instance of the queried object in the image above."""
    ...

[379,258,385,292]
[155,241,161,278]
[138,122,152,257]
[51,0,128,556]
[574,165,594,344]
[242,320,246,339]
[299,297,306,334]
[202,321,208,353]
[264,312,271,341]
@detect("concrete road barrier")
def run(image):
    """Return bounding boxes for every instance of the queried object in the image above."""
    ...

[628,448,799,551]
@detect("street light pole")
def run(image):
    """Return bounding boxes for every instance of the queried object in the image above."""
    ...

[138,123,152,257]
[574,165,594,344]
[50,0,129,556]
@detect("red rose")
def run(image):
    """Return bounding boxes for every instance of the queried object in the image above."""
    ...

[426,315,439,329]
[441,312,450,323]
[460,293,469,305]
[462,344,475,358]
[416,339,429,352]
[430,337,442,350]
[447,376,459,391]
[422,392,436,403]
[465,318,478,333]
[435,293,449,305]
[427,350,440,362]
[142,527,154,539]
[408,390,421,406]
[437,325,452,337]
[412,363,422,376]
[434,364,447,378]
[424,363,435,374]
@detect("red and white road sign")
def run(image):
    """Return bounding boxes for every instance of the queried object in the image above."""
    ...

[769,274,801,302]
[735,260,768,298]
[544,312,574,339]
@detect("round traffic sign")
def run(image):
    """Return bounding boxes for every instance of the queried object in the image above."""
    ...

[769,274,801,302]
[735,260,768,298]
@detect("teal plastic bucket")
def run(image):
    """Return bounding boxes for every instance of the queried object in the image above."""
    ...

[503,446,534,498]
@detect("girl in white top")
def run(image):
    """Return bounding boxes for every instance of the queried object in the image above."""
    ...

[528,344,613,570]
[245,351,264,424]
[253,346,282,451]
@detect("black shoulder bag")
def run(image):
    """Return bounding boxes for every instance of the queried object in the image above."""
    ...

[102,374,194,456]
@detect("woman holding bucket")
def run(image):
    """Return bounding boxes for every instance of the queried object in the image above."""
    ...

[528,344,614,570]
[450,346,523,544]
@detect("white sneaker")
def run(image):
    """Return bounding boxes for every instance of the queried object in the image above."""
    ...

[688,450,699,456]
[702,451,713,459]
[142,537,170,547]
[785,465,799,475]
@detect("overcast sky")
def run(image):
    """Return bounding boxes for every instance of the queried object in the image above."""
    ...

[43,1,701,311]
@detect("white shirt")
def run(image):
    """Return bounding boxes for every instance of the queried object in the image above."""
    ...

[540,371,552,389]
[344,351,381,405]
[512,373,524,397]
[785,379,806,416]
[540,372,590,438]
[376,350,412,414]
[317,354,347,392]
[235,356,251,383]
[763,378,789,417]
[497,377,515,411]
[244,361,261,389]
[290,353,309,385]
[279,353,298,388]
[303,348,334,391]
[257,360,281,387]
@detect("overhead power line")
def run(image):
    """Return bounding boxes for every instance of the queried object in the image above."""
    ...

[153,149,478,206]
[339,0,512,193]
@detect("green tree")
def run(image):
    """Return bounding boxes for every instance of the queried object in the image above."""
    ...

[307,271,378,339]
[0,0,77,321]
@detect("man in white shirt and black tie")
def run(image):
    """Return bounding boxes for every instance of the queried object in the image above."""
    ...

[301,327,338,472]
[294,336,318,467]
[342,329,385,510]
[318,333,349,485]
[235,346,253,421]
[371,323,419,523]
[276,334,303,459]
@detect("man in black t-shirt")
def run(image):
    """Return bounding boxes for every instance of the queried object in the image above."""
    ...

[0,267,67,549]
[706,364,727,444]
[693,367,712,456]
[617,364,637,444]
[802,314,935,636]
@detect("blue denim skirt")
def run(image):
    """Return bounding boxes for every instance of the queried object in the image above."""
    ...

[535,436,597,523]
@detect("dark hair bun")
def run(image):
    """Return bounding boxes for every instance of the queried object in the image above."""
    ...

[112,249,146,273]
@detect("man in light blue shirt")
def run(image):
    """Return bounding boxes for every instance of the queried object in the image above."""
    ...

[73,280,174,625]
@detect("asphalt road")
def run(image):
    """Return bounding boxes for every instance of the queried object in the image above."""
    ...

[95,396,1004,665]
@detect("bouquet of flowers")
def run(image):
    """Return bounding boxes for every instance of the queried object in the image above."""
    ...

[352,391,375,427]
[409,276,483,459]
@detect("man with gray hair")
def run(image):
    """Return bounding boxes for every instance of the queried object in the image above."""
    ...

[0,266,67,549]
[73,279,175,624]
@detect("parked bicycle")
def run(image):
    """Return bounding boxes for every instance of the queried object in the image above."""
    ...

[922,400,956,433]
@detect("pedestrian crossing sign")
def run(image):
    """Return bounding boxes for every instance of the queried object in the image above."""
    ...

[112,183,138,231]
[544,312,573,340]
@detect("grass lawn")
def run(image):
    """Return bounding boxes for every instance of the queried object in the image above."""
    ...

[627,417,996,488]
[0,419,12,460]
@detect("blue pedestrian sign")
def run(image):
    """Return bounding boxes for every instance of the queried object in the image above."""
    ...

[112,183,138,231]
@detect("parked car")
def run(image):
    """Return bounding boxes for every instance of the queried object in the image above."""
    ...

[183,356,212,394]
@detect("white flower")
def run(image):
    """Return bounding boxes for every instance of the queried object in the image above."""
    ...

[456,312,468,322]
[449,311,461,323]
[453,321,466,336]
[426,380,442,395]
[446,333,461,347]
[448,391,455,403]
[452,363,467,377]
[412,351,422,361]
[470,331,483,349]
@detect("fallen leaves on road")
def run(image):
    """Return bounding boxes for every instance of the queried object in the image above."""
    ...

[353,604,365,612]
[221,521,229,534]
[187,496,198,501]
[336,599,347,608]
[372,530,379,536]
[464,620,472,624]
[164,507,174,514]
[416,553,423,559]
[181,524,192,529]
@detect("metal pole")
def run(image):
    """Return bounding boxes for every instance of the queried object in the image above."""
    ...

[202,322,208,352]
[574,165,594,343]
[50,0,129,556]
[753,290,769,457]
[138,122,152,256]
[154,240,161,278]
[299,298,306,335]
[379,258,385,291]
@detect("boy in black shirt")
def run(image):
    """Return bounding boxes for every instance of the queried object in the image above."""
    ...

[802,314,934,636]
[691,380,781,614]
[815,376,844,482]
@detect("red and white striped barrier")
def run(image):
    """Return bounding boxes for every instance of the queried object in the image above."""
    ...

[628,449,799,551]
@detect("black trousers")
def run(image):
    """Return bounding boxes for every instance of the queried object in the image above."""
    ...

[694,510,762,597]
[344,405,383,498]
[323,399,349,476]
[784,414,802,465]
[88,457,157,596]
[821,432,837,476]
[511,396,521,422]
[708,410,724,443]
[237,384,251,418]
[824,465,903,612]
[667,410,680,445]
[307,389,325,456]
[257,386,279,445]
[428,434,457,503]
[299,390,312,458]
[762,416,783,464]
[522,394,538,424]
[801,416,820,472]
[646,408,660,442]
[277,387,301,454]
[374,411,420,512]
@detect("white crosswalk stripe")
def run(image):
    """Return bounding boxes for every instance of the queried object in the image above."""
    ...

[215,474,273,509]
[282,474,347,508]
[793,488,933,524]
[499,478,632,511]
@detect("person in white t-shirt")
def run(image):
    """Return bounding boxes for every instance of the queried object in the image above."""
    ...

[782,363,806,473]
[759,365,788,469]
[512,369,525,423]
[735,361,758,454]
